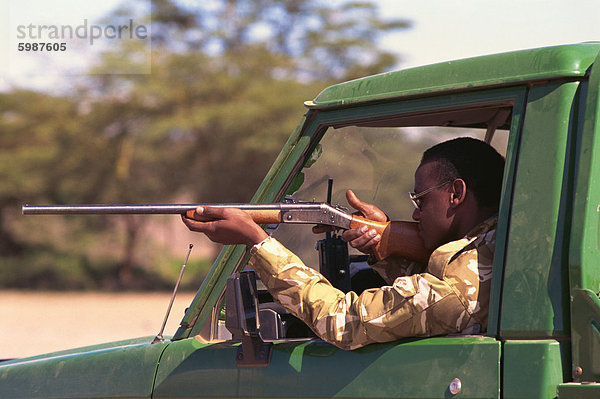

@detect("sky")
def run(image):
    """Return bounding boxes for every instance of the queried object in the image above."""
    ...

[377,0,600,69]
[2,0,600,91]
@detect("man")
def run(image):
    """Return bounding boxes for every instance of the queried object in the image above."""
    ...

[182,137,505,350]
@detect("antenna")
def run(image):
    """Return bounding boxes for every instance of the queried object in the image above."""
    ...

[326,177,333,205]
[152,243,193,344]
[326,178,333,239]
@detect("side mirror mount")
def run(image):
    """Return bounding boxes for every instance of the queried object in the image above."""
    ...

[225,270,272,366]
[226,270,259,338]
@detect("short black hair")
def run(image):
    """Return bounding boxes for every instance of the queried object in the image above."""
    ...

[420,137,505,209]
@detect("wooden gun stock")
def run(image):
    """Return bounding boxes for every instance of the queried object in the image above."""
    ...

[349,216,430,264]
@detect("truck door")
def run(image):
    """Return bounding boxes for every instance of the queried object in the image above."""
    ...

[154,335,500,398]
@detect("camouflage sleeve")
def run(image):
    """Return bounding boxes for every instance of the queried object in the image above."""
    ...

[248,237,472,350]
[368,255,427,284]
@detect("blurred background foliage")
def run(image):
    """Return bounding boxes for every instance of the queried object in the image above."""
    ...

[0,0,411,290]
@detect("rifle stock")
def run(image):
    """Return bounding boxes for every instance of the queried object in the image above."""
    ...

[349,216,429,264]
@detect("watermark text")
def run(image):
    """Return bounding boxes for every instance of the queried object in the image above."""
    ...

[16,19,148,46]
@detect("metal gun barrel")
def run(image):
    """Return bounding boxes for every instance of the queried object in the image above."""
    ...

[21,202,353,229]
[21,202,326,215]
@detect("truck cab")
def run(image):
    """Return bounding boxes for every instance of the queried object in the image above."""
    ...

[2,42,600,399]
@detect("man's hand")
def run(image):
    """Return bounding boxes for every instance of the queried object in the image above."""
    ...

[182,206,268,247]
[344,189,388,222]
[341,190,387,254]
[313,189,387,255]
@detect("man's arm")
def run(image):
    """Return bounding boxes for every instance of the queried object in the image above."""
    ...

[368,256,427,284]
[249,236,470,350]
[181,207,471,349]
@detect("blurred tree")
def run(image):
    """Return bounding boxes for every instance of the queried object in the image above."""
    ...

[0,91,80,254]
[0,0,411,288]
[86,0,410,200]
[147,0,410,81]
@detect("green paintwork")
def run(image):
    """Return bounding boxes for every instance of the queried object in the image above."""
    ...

[3,43,600,399]
[570,289,600,383]
[308,43,600,109]
[499,81,580,338]
[154,336,499,398]
[569,49,600,294]
[485,88,528,339]
[0,337,168,398]
[557,383,600,398]
[503,340,569,399]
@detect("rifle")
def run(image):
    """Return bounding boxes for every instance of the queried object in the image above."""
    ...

[22,202,429,263]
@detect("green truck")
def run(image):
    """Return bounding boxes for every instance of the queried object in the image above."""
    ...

[2,42,600,398]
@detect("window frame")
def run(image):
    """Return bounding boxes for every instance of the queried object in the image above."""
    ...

[178,86,528,341]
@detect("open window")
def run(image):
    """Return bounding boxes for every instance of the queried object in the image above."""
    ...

[195,102,514,346]
[271,105,510,286]
[190,86,522,350]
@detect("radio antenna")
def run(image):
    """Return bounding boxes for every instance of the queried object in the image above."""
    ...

[152,243,193,344]
[326,178,333,238]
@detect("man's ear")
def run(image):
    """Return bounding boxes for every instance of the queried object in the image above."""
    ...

[449,178,467,207]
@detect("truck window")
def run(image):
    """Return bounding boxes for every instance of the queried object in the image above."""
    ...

[194,93,524,345]
[201,103,516,344]
[271,123,509,268]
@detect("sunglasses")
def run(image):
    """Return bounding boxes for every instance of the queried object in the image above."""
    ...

[408,179,455,210]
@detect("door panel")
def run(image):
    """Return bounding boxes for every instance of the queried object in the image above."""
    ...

[154,336,499,398]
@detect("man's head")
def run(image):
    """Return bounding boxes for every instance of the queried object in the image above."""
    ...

[411,137,505,251]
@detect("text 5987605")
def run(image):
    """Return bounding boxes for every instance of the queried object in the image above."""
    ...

[17,43,67,51]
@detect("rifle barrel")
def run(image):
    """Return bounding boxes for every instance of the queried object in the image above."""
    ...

[21,203,323,215]
[22,203,291,215]
[21,202,354,229]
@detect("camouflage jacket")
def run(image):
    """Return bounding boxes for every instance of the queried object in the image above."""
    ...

[248,216,497,350]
